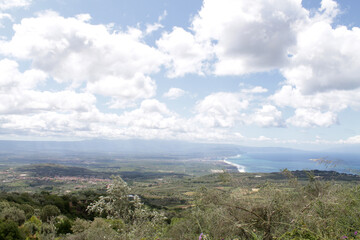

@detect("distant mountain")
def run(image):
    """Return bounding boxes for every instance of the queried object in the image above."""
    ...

[0,139,309,158]
[322,144,360,154]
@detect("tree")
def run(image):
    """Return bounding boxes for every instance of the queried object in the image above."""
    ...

[0,202,10,213]
[40,205,60,222]
[55,216,73,235]
[22,216,42,239]
[0,220,25,240]
[0,207,26,226]
[87,176,166,239]
[87,176,132,220]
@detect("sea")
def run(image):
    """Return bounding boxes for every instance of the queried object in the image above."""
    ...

[223,152,360,173]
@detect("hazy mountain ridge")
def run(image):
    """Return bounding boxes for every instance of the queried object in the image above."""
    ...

[0,139,311,157]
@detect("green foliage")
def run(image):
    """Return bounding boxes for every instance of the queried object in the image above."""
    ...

[71,219,90,234]
[87,176,132,220]
[64,218,119,240]
[0,202,10,212]
[163,173,360,240]
[17,204,34,220]
[22,216,42,239]
[87,176,167,239]
[0,220,25,240]
[2,167,360,240]
[38,222,56,240]
[280,227,320,240]
[55,216,73,235]
[40,205,60,222]
[0,207,26,226]
[0,191,99,221]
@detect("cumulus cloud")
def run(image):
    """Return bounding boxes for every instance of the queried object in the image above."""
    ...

[249,105,284,127]
[271,85,360,128]
[145,22,163,35]
[0,58,96,114]
[267,0,360,128]
[286,108,338,128]
[283,22,360,94]
[0,109,122,138]
[251,136,272,141]
[163,88,186,100]
[193,92,248,128]
[0,0,31,27]
[271,86,360,112]
[339,135,360,144]
[0,0,359,142]
[86,73,156,108]
[0,97,246,142]
[0,0,31,10]
[191,0,308,75]
[119,99,178,130]
[0,90,96,114]
[241,86,268,94]
[0,11,166,107]
[145,10,167,35]
[157,27,212,77]
[0,58,46,90]
[318,0,339,20]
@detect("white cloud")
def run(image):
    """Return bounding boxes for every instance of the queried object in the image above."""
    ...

[145,22,163,35]
[145,10,167,35]
[0,90,96,114]
[318,0,339,20]
[283,22,360,94]
[163,88,186,100]
[0,58,46,90]
[241,86,268,94]
[271,85,360,128]
[0,0,31,10]
[193,92,248,128]
[286,108,337,128]
[0,11,166,107]
[86,73,156,108]
[0,110,111,137]
[157,26,212,77]
[249,105,284,127]
[339,135,360,144]
[251,135,272,141]
[191,0,308,75]
[119,99,178,130]
[0,59,95,115]
[271,85,360,112]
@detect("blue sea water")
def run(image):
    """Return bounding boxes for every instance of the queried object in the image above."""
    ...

[225,152,360,173]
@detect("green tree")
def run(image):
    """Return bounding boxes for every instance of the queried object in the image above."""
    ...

[55,216,73,235]
[18,204,34,220]
[87,176,166,239]
[0,220,25,240]
[87,177,132,220]
[71,218,90,234]
[0,207,26,226]
[0,202,10,213]
[22,216,42,239]
[38,222,56,240]
[40,205,60,222]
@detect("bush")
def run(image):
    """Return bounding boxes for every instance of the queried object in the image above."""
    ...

[0,220,25,240]
[40,205,60,222]
[0,207,26,225]
[55,216,73,235]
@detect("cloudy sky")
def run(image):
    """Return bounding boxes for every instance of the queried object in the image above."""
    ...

[0,0,359,150]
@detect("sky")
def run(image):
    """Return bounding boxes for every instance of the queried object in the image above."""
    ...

[0,0,360,150]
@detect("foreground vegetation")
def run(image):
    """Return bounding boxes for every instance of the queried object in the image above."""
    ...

[0,166,360,239]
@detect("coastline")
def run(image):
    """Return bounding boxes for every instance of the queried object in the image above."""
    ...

[222,159,246,173]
